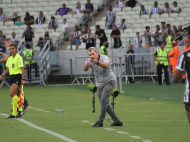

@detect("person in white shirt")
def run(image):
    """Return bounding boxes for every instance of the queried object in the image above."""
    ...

[134,32,142,48]
[61,19,68,29]
[149,1,161,18]
[161,2,171,14]
[105,5,116,30]
[11,32,19,45]
[116,0,126,8]
[73,2,86,17]
[171,1,181,14]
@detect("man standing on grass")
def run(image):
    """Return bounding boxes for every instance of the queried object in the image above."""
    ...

[83,47,123,127]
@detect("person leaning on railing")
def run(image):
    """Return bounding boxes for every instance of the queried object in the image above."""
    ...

[153,41,170,85]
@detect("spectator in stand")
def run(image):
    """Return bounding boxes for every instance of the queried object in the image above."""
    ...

[118,19,126,32]
[95,25,108,48]
[105,5,116,30]
[37,37,44,51]
[61,19,68,29]
[161,22,167,42]
[176,25,183,42]
[134,32,142,48]
[142,26,152,48]
[149,1,161,18]
[151,25,162,46]
[36,11,46,26]
[165,23,172,38]
[22,25,34,48]
[100,41,109,57]
[180,27,188,46]
[111,25,122,48]
[0,31,6,50]
[15,16,23,27]
[73,2,86,18]
[125,0,142,10]
[139,5,148,18]
[116,0,126,9]
[81,25,88,45]
[43,31,52,41]
[24,12,34,26]
[44,35,53,51]
[161,2,171,14]
[48,16,58,30]
[55,3,72,16]
[11,32,19,45]
[0,8,7,24]
[71,26,81,50]
[172,25,178,39]
[82,28,96,50]
[6,12,19,24]
[171,1,181,14]
[166,30,173,53]
[125,45,135,83]
[85,0,94,20]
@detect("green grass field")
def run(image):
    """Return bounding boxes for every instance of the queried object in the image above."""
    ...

[0,83,190,142]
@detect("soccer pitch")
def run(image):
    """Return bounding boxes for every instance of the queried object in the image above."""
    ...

[0,83,190,142]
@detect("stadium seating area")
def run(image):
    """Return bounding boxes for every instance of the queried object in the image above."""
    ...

[0,0,190,50]
[0,0,105,50]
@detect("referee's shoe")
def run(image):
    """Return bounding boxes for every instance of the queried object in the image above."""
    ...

[110,121,123,126]
[16,111,25,118]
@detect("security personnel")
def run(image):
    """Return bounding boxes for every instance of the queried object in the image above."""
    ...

[100,40,109,58]
[23,44,37,82]
[168,40,179,74]
[153,42,170,85]
[166,30,173,53]
[0,44,25,118]
[181,39,190,82]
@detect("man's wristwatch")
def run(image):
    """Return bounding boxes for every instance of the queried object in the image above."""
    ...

[96,61,99,65]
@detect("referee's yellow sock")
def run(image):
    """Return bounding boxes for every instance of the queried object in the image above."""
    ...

[12,95,18,116]
[18,106,23,112]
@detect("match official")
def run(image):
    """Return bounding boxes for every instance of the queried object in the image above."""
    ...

[84,47,123,127]
[0,44,25,118]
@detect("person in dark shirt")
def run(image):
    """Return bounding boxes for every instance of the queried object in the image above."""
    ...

[0,31,6,50]
[22,25,34,48]
[126,45,135,83]
[111,25,122,48]
[24,12,34,26]
[176,25,183,41]
[85,0,94,20]
[95,25,108,48]
[36,11,46,25]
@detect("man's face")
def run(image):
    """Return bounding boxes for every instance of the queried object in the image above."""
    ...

[173,2,177,7]
[51,18,55,22]
[161,23,165,28]
[167,25,171,29]
[87,29,91,34]
[141,6,144,11]
[76,2,80,7]
[128,45,132,50]
[12,33,15,37]
[62,4,66,8]
[154,2,158,7]
[0,9,2,14]
[160,43,165,48]
[4,41,11,49]
[87,0,90,3]
[95,27,99,32]
[113,26,117,31]
[88,50,98,61]
[156,25,159,30]
[146,28,150,32]
[178,25,182,30]
[185,42,190,47]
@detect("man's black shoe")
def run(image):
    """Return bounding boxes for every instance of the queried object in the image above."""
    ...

[166,82,170,85]
[110,121,123,126]
[6,114,16,119]
[16,111,25,118]
[92,122,103,127]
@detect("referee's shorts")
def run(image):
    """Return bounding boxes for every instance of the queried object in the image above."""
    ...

[9,74,22,87]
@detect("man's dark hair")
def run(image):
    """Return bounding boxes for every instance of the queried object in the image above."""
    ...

[51,16,55,19]
[84,24,88,28]
[183,27,187,30]
[26,12,30,16]
[173,1,177,5]
[108,5,112,8]
[145,26,150,30]
[166,23,171,27]
[25,44,31,49]
[63,18,66,22]
[95,25,100,29]
[160,41,166,45]
[161,22,165,25]
[10,44,18,49]
[168,30,172,35]
[122,19,125,22]
[17,16,21,19]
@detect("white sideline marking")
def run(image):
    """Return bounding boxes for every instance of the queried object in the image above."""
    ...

[150,98,155,100]
[116,131,129,135]
[0,113,78,142]
[143,140,153,142]
[30,107,50,113]
[131,136,141,139]
[81,120,153,142]
[104,128,115,131]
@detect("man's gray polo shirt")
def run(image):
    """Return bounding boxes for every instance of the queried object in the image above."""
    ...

[86,55,115,87]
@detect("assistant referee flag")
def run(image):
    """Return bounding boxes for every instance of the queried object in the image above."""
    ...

[17,85,24,109]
